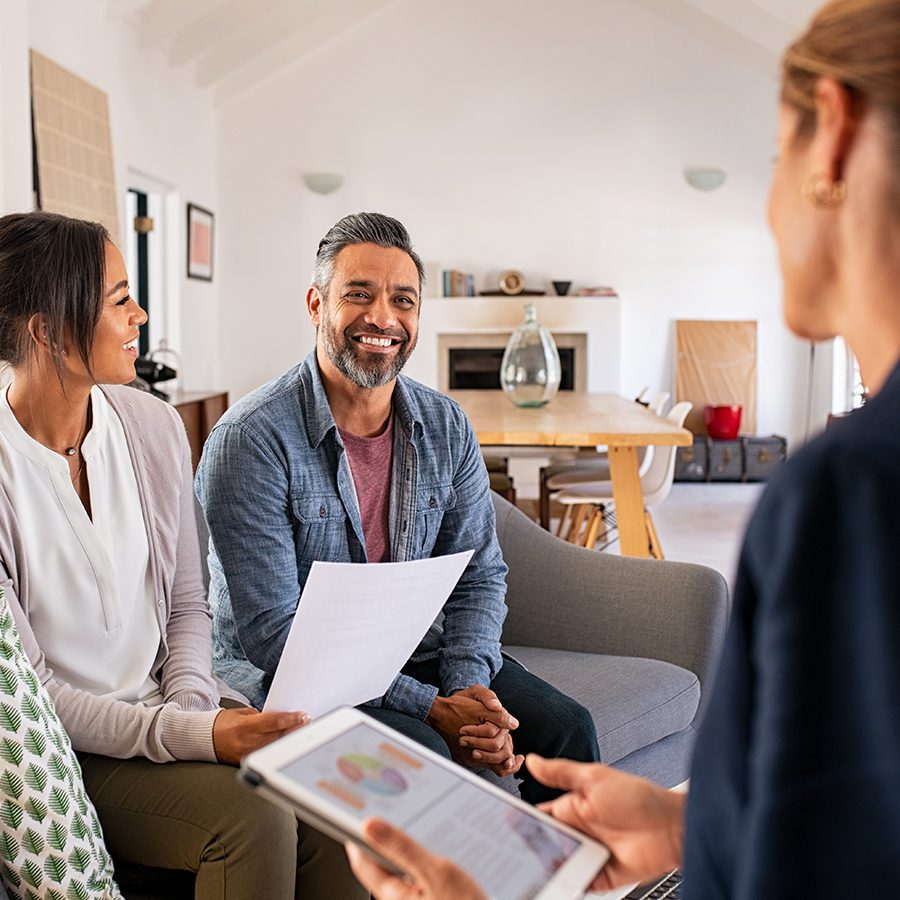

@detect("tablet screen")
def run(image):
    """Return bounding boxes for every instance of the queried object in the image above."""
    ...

[278,721,582,900]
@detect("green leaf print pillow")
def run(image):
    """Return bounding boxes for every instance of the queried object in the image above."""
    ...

[0,589,121,900]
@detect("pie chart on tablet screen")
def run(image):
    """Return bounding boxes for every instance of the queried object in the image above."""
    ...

[337,754,408,795]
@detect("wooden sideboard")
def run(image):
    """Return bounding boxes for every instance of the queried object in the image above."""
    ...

[170,390,229,471]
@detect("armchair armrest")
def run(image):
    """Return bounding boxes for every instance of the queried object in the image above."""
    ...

[492,495,730,716]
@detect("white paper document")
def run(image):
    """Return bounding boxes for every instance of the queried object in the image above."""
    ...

[264,550,475,716]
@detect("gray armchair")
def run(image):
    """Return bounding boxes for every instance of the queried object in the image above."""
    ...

[492,493,730,787]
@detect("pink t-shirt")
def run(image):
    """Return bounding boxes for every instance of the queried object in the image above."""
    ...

[338,415,394,562]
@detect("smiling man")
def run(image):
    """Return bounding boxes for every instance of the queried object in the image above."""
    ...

[196,213,599,802]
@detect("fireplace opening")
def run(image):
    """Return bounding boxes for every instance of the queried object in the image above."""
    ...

[448,347,575,391]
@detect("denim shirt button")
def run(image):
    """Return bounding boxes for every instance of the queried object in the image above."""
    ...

[402,520,408,533]
[319,505,326,518]
[428,496,437,508]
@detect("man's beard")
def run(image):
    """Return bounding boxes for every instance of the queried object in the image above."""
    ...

[320,313,415,389]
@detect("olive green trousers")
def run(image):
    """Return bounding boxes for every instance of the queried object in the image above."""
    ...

[78,752,367,900]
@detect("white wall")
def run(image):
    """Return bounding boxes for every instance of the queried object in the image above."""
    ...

[0,0,219,389]
[216,0,823,447]
[0,0,31,213]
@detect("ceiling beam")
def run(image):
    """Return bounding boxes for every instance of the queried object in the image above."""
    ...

[167,0,288,67]
[213,0,397,103]
[630,0,787,80]
[137,0,221,47]
[681,0,796,52]
[196,0,334,89]
[745,0,820,31]
[106,0,156,21]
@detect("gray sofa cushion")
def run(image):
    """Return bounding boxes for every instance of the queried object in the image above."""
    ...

[504,647,700,764]
[614,727,696,787]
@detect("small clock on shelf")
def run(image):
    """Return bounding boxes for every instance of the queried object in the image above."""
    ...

[499,269,525,295]
[480,269,546,296]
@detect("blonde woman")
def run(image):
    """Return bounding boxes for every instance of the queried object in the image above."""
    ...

[345,1,900,896]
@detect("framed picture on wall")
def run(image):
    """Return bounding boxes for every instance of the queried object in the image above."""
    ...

[187,202,214,281]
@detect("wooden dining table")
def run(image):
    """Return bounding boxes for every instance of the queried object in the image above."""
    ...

[446,390,693,558]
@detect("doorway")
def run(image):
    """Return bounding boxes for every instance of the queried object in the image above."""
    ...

[125,173,179,361]
[126,188,151,357]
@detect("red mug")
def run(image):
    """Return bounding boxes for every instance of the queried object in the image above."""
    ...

[704,405,742,440]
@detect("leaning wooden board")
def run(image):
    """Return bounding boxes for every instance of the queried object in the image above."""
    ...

[675,320,757,435]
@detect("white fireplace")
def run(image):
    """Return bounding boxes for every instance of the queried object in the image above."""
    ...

[403,295,621,393]
[438,331,587,392]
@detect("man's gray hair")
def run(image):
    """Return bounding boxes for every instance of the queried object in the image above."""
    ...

[313,212,425,299]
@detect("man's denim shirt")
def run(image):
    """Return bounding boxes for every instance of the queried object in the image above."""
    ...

[195,351,508,717]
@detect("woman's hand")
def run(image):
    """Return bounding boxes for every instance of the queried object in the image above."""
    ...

[212,707,309,765]
[529,754,686,891]
[346,818,487,900]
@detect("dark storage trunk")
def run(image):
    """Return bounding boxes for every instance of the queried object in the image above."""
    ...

[708,439,744,481]
[674,435,787,483]
[742,435,788,482]
[674,437,710,482]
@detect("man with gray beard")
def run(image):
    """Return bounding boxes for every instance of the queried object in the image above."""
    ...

[196,213,599,804]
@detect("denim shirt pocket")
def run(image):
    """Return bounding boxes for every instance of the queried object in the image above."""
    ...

[415,483,457,555]
[291,493,347,563]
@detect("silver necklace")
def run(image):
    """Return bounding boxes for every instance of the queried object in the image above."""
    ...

[63,404,92,462]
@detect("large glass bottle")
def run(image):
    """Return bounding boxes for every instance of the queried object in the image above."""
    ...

[499,303,562,407]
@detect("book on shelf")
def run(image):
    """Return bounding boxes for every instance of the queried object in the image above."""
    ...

[575,286,618,296]
[441,269,476,297]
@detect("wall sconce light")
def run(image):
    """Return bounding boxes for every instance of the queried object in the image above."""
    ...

[683,167,727,192]
[303,172,344,195]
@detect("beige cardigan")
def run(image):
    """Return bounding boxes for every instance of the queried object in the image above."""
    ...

[0,385,230,762]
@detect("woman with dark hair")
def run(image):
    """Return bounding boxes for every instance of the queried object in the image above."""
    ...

[344,0,900,897]
[0,211,364,898]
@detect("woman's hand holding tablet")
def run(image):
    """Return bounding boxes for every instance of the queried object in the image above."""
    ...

[347,818,488,899]
[239,706,609,900]
[531,758,686,893]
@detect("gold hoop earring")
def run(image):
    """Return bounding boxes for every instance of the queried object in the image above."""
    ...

[801,172,847,208]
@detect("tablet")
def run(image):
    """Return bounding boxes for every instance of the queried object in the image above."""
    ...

[240,706,609,900]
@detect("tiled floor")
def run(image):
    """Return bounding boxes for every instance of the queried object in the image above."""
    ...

[644,482,764,588]
[537,482,764,590]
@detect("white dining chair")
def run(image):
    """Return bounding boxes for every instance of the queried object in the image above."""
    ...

[554,400,692,557]
[538,391,670,529]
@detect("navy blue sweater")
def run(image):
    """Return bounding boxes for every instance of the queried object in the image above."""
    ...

[684,360,900,898]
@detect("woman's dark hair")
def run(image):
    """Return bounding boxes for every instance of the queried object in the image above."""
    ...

[0,211,110,382]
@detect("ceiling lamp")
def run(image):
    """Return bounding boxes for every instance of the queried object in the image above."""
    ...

[303,172,344,195]
[684,167,727,192]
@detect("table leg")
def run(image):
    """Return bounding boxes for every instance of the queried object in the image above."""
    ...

[608,446,649,558]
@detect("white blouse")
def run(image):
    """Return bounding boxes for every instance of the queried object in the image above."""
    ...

[0,385,163,705]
